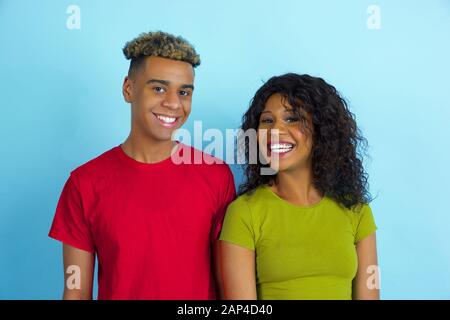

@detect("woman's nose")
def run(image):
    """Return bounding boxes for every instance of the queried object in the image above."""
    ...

[271,119,288,134]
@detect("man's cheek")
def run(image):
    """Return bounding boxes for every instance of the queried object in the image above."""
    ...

[183,105,192,121]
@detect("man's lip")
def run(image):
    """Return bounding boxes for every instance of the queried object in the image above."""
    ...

[152,112,181,127]
[152,112,181,118]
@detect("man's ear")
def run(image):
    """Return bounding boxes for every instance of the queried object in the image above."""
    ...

[122,76,133,103]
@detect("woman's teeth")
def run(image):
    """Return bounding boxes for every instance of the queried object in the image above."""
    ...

[156,114,176,124]
[270,143,294,153]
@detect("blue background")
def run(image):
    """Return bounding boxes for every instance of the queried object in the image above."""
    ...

[1,0,449,299]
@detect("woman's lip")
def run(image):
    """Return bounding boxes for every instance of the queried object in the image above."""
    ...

[267,144,296,158]
[267,140,296,146]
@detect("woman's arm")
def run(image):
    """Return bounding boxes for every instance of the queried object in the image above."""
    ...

[352,232,380,300]
[217,240,257,300]
[62,243,95,300]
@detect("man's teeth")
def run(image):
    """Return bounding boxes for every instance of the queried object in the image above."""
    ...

[270,143,294,153]
[156,114,176,124]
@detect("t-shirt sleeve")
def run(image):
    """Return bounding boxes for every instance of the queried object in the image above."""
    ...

[218,198,255,251]
[210,165,237,242]
[48,173,96,253]
[354,204,378,244]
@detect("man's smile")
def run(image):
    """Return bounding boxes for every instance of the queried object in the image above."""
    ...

[152,112,181,128]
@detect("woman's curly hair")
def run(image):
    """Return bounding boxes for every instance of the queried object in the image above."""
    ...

[239,73,371,210]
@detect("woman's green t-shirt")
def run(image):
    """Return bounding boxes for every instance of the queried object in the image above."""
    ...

[218,185,377,300]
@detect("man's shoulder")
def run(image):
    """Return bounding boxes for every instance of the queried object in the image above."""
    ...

[181,144,232,176]
[70,145,120,181]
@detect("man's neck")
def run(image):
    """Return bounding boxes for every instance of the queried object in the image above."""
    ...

[121,133,177,164]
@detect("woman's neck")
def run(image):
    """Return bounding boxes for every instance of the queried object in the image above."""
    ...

[271,167,323,207]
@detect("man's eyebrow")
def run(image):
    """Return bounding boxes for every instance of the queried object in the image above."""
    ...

[181,84,194,90]
[146,79,170,86]
[146,79,194,90]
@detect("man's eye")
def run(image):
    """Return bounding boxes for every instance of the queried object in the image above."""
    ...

[153,86,166,93]
[179,90,190,96]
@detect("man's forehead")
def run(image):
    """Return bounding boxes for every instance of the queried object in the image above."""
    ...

[142,57,194,84]
[145,56,193,72]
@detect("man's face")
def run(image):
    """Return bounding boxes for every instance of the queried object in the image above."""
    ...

[123,56,195,142]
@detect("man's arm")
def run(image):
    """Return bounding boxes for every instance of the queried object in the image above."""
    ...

[62,243,95,300]
[352,232,380,300]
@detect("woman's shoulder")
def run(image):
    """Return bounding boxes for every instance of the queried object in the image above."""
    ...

[345,202,373,218]
[331,200,374,226]
[225,186,269,216]
[231,185,270,206]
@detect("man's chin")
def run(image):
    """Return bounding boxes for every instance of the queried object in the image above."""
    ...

[138,128,172,143]
[153,135,177,144]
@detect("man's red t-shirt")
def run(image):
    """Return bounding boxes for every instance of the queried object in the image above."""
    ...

[49,143,236,299]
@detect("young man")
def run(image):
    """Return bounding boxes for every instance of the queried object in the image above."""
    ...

[49,31,236,300]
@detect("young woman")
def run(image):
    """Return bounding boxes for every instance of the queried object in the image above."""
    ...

[217,73,379,300]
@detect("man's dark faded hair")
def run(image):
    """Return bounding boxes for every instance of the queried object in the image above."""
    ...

[123,31,201,77]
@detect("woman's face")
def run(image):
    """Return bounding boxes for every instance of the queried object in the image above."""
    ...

[257,93,313,173]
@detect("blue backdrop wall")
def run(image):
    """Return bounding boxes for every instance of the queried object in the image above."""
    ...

[1,0,449,299]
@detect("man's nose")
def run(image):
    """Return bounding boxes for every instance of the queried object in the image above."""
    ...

[162,91,181,110]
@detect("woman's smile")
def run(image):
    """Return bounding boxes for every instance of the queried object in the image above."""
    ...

[267,141,297,158]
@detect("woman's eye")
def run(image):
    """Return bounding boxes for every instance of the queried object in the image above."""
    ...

[153,86,166,93]
[286,117,300,123]
[260,118,273,124]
